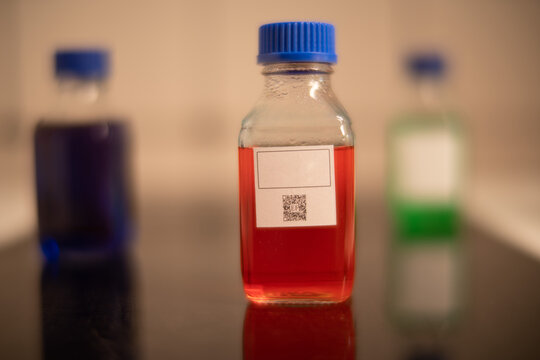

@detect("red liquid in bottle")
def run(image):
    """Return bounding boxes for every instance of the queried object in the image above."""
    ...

[238,146,355,303]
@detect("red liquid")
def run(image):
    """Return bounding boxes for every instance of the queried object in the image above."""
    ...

[238,146,355,303]
[243,302,355,360]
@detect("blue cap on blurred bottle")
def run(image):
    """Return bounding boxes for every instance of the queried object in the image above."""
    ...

[55,49,109,79]
[407,53,445,77]
[257,22,337,64]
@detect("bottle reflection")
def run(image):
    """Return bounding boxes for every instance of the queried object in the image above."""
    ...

[243,301,355,360]
[41,256,137,360]
[405,346,448,360]
[387,236,464,330]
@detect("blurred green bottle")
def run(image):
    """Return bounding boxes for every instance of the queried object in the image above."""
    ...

[386,53,466,329]
[387,52,465,243]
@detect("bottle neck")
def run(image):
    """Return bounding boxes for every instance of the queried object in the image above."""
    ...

[411,75,445,112]
[261,62,334,100]
[56,76,106,106]
[50,76,109,121]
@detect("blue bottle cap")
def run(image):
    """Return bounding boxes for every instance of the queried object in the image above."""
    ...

[257,22,337,64]
[55,49,109,79]
[407,53,445,77]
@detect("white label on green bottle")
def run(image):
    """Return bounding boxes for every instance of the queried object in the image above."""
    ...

[396,130,460,201]
[253,145,337,228]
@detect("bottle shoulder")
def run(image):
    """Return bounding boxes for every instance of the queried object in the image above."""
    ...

[238,69,354,147]
[40,101,126,125]
[37,116,127,127]
[241,103,351,126]
[389,110,463,134]
[239,101,354,148]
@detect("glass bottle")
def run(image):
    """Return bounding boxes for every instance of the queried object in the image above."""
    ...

[238,22,355,303]
[386,53,465,327]
[34,49,134,262]
[387,53,464,242]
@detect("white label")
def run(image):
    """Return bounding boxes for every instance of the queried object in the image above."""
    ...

[254,145,337,228]
[396,130,460,201]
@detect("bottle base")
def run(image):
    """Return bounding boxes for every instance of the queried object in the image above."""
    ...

[247,297,350,305]
[244,283,352,304]
[40,236,132,264]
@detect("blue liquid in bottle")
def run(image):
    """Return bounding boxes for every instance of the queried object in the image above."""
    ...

[34,50,134,262]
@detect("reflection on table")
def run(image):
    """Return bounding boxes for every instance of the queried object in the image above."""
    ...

[41,256,138,360]
[387,236,465,330]
[243,301,355,360]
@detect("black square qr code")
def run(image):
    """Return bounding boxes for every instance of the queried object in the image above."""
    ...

[282,194,307,222]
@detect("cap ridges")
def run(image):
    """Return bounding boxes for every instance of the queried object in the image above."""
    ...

[257,22,337,64]
[55,49,109,79]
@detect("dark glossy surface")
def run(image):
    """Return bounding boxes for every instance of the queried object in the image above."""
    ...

[0,197,539,359]
[41,258,136,360]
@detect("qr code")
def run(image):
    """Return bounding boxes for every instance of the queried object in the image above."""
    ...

[282,194,307,222]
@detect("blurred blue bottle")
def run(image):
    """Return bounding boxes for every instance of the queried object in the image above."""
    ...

[387,53,464,242]
[34,49,134,262]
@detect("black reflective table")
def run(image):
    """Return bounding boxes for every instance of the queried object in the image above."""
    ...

[1,196,539,360]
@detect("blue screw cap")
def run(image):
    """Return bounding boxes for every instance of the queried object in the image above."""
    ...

[257,22,337,64]
[407,52,445,77]
[55,49,109,79]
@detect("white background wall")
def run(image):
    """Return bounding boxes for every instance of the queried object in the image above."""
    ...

[1,0,539,250]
